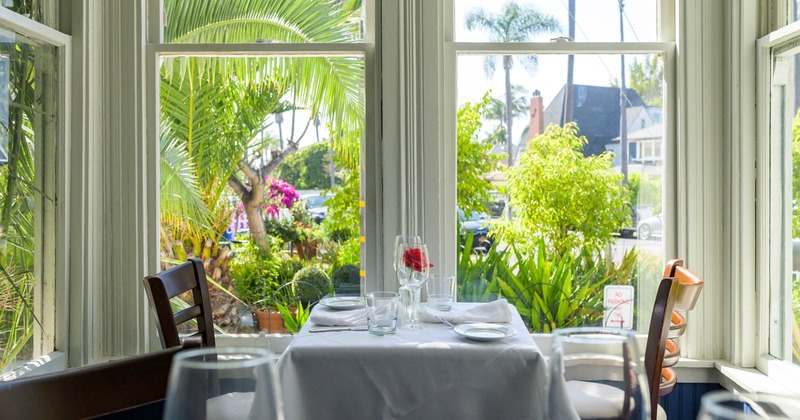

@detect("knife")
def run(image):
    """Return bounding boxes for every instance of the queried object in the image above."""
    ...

[309,326,368,332]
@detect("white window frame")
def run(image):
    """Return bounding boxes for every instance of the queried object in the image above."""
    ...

[144,0,379,342]
[0,6,71,375]
[438,0,677,325]
[755,17,800,394]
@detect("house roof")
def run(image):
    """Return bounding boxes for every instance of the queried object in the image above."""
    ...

[543,84,646,156]
[612,122,663,142]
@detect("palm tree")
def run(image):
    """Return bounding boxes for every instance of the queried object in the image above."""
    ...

[465,3,559,167]
[484,85,529,146]
[160,0,365,252]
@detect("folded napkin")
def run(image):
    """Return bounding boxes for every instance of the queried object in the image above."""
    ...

[309,306,368,327]
[419,299,513,324]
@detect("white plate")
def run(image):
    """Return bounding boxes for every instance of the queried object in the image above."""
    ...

[319,296,365,311]
[453,323,517,342]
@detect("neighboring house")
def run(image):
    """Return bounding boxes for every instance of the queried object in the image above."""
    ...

[607,122,664,177]
[537,84,647,158]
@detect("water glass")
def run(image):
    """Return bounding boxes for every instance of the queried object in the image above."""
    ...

[366,291,400,336]
[426,274,455,311]
[164,347,283,420]
[698,391,800,419]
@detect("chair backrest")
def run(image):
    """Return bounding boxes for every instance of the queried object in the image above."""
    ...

[659,259,705,401]
[644,277,680,420]
[0,345,185,419]
[144,258,216,348]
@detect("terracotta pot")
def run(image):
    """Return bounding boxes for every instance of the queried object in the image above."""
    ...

[253,308,287,334]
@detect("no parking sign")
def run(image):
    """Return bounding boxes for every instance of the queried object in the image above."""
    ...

[603,285,634,329]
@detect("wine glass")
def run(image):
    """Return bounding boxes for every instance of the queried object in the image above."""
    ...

[548,327,649,420]
[164,347,284,420]
[393,235,421,323]
[698,391,800,419]
[395,241,431,330]
[393,234,421,272]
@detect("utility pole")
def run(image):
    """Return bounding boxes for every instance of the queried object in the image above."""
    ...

[564,0,576,125]
[275,113,284,150]
[619,0,629,184]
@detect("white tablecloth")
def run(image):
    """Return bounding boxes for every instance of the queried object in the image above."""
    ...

[276,302,548,420]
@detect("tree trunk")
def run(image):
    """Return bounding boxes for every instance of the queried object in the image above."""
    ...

[228,144,300,251]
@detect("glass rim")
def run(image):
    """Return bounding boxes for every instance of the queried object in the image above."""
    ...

[366,291,399,298]
[700,391,800,419]
[173,346,275,370]
[553,327,637,339]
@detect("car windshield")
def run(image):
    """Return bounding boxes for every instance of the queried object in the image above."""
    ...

[458,209,488,222]
[305,195,327,208]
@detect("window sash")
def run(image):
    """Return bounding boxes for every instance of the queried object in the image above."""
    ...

[756,9,800,391]
[0,6,70,370]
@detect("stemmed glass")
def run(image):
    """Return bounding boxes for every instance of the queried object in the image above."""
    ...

[164,347,284,420]
[393,235,421,323]
[698,391,800,419]
[548,328,649,420]
[394,240,431,330]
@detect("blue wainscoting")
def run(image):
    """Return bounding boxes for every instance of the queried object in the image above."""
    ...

[660,382,725,419]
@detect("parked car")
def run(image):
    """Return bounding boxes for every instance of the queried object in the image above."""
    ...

[637,213,663,240]
[619,205,640,238]
[458,208,493,252]
[300,192,331,223]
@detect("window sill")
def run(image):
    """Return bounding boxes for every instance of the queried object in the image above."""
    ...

[0,351,66,381]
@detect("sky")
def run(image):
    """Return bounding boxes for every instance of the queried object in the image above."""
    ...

[264,0,660,150]
[455,0,659,142]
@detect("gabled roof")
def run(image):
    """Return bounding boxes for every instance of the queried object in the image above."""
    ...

[543,84,646,156]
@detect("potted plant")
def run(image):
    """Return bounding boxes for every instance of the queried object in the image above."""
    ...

[229,243,287,333]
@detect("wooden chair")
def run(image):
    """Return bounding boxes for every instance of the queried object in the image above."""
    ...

[144,258,216,349]
[559,277,679,420]
[643,276,680,420]
[658,259,704,399]
[0,345,187,419]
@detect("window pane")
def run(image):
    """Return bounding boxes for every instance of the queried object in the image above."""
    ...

[0,30,58,371]
[455,0,659,43]
[775,50,800,365]
[1,1,58,29]
[456,53,664,333]
[163,0,365,44]
[159,55,364,336]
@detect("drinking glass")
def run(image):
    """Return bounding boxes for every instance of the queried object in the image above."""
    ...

[425,273,456,311]
[394,241,430,330]
[164,347,284,420]
[548,328,649,420]
[394,235,421,324]
[698,391,800,419]
[366,291,400,336]
[393,234,421,272]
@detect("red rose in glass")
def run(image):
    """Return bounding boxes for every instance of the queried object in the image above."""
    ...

[402,248,433,272]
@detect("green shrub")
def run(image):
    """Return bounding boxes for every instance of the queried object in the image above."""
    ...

[456,236,638,332]
[230,243,281,307]
[336,237,361,267]
[331,264,360,293]
[292,266,332,302]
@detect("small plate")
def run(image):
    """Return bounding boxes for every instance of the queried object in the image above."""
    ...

[453,323,517,342]
[319,296,365,311]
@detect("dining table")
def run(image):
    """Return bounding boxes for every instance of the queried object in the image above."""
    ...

[275,301,549,420]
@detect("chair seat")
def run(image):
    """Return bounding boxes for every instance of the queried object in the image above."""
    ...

[566,380,635,419]
[657,403,667,420]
